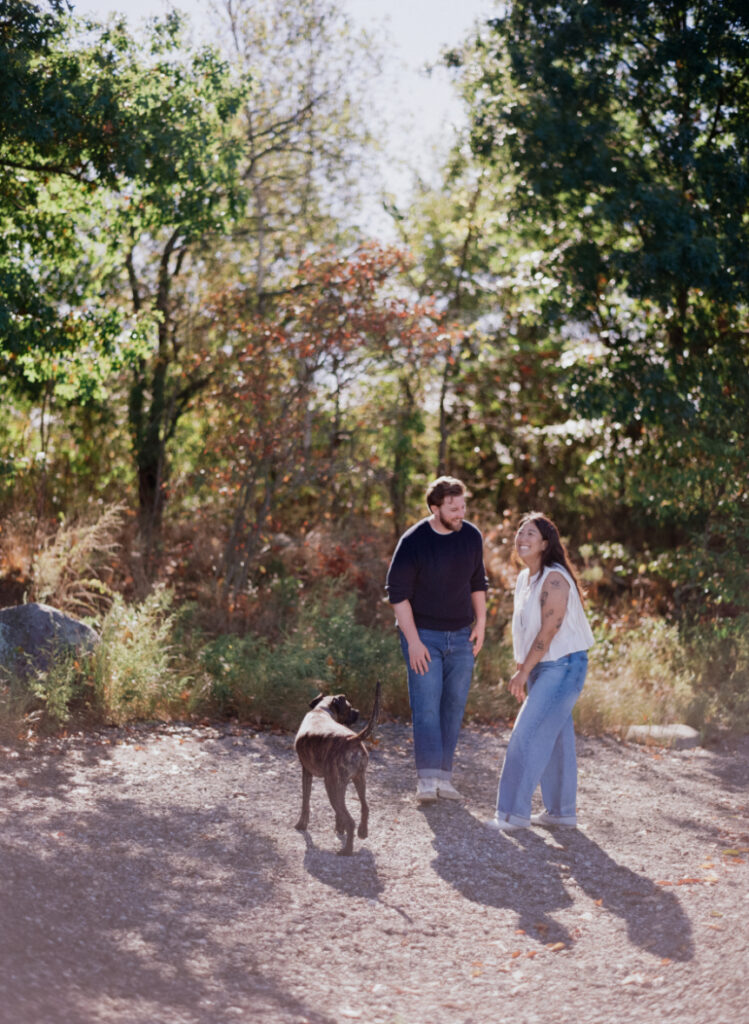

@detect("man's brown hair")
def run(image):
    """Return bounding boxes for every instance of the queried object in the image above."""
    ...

[426,476,465,510]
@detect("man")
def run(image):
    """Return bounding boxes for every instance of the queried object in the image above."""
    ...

[385,476,488,803]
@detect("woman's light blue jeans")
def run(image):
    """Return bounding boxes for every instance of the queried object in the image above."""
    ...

[399,627,475,781]
[496,650,588,825]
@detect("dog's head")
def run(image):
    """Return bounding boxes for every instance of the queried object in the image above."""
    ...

[309,692,360,726]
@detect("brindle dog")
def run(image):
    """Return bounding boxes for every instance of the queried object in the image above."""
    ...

[294,680,381,855]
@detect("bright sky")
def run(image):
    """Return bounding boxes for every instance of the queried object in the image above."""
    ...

[73,0,498,230]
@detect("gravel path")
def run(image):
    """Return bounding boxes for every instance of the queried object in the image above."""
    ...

[1,717,747,1024]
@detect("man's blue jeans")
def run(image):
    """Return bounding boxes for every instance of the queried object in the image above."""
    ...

[399,627,475,781]
[496,650,588,825]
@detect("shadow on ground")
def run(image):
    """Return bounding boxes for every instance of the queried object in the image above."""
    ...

[422,803,695,961]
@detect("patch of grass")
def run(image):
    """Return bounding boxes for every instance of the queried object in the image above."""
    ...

[575,614,749,738]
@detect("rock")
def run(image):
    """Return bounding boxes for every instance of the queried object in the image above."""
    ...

[0,602,99,678]
[626,723,700,749]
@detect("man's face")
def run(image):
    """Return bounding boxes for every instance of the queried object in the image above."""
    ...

[435,493,466,532]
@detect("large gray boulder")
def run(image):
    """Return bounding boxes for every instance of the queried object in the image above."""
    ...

[0,603,99,678]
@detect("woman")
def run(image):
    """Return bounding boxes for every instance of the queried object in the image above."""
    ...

[486,512,594,832]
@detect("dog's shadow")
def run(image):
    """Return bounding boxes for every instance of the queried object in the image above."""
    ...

[301,832,385,901]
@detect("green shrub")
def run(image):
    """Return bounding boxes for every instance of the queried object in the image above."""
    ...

[197,630,329,727]
[27,649,92,726]
[197,582,404,727]
[91,589,186,724]
[0,649,94,740]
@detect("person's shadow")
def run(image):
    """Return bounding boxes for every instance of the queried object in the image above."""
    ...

[423,804,694,960]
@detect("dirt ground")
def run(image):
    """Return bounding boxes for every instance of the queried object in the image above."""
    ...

[1,714,747,1024]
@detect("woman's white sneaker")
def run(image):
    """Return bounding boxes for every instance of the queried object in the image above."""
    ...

[530,811,577,827]
[485,815,526,832]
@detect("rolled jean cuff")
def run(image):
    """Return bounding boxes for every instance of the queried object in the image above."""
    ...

[418,769,452,781]
[499,811,531,827]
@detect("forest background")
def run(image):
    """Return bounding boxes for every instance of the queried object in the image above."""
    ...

[1,0,748,743]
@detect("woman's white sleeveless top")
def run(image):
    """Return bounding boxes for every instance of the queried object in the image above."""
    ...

[512,562,594,664]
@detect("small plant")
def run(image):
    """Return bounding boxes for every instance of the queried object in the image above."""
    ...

[30,503,125,616]
[27,650,91,726]
[90,588,186,724]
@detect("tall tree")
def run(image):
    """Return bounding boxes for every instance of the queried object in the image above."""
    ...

[465,1,749,579]
[116,0,380,551]
[205,243,442,604]
[0,0,141,384]
[0,3,247,544]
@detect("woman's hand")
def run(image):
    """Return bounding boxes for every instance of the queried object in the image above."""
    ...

[508,668,528,702]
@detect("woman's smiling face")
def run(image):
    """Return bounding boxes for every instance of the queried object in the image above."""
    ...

[515,520,547,568]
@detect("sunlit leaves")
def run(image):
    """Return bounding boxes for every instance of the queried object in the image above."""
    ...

[459,1,749,578]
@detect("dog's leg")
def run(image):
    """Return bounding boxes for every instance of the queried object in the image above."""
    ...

[295,767,313,831]
[325,775,355,855]
[353,771,369,839]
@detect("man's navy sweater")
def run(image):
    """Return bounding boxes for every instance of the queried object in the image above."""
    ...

[385,518,488,631]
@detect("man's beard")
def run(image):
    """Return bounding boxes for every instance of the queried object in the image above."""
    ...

[438,509,463,532]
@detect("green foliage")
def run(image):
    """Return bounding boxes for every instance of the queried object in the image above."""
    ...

[682,615,749,733]
[0,2,159,382]
[467,620,518,722]
[90,589,186,724]
[197,582,403,727]
[0,1,249,537]
[27,649,89,727]
[0,648,91,737]
[454,0,749,584]
[576,613,749,737]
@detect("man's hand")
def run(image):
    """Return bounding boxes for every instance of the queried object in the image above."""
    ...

[408,638,431,675]
[470,622,485,657]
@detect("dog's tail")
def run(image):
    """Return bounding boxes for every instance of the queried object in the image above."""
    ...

[351,679,381,743]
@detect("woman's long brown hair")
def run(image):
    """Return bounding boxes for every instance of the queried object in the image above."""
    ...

[518,512,585,604]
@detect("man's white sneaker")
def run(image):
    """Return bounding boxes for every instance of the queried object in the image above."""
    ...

[437,781,463,801]
[416,778,438,803]
[485,815,526,832]
[530,811,577,828]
